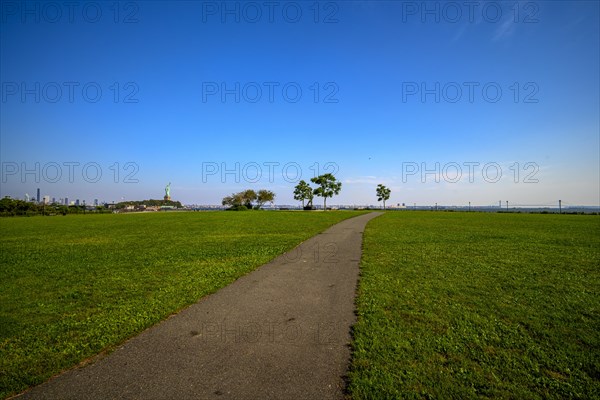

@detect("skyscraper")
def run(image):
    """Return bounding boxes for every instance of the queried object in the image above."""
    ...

[36,188,40,203]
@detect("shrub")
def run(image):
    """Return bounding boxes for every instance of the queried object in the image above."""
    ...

[226,205,248,211]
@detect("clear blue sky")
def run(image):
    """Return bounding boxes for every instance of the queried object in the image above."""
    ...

[1,1,598,207]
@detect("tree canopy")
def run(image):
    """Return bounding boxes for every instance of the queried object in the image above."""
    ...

[293,180,314,208]
[376,184,391,210]
[222,189,275,210]
[311,173,342,210]
[0,197,112,216]
[257,190,276,208]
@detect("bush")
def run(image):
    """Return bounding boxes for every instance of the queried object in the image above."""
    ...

[226,205,248,211]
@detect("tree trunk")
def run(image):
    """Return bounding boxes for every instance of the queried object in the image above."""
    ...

[324,197,327,211]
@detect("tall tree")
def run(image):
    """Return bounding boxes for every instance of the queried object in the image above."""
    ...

[293,180,313,208]
[311,173,342,211]
[256,190,275,209]
[241,189,257,209]
[376,184,391,210]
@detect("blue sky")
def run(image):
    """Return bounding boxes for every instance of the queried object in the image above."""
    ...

[1,1,598,207]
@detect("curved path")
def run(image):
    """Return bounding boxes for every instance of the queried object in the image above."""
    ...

[18,212,382,400]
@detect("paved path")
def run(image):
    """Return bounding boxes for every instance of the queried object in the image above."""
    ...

[18,212,382,400]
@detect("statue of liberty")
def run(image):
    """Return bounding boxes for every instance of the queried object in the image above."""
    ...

[164,182,171,200]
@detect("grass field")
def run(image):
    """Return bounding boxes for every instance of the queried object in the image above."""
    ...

[2,211,598,399]
[0,211,363,398]
[348,211,600,399]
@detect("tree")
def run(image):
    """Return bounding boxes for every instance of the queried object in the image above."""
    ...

[221,195,235,207]
[241,189,257,209]
[311,173,342,211]
[222,189,273,210]
[222,192,245,208]
[293,180,313,208]
[376,184,391,210]
[256,190,275,209]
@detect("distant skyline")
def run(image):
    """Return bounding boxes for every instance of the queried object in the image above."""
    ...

[1,1,599,207]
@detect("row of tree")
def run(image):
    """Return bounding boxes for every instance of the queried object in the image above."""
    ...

[222,189,275,210]
[293,173,342,210]
[222,174,392,211]
[114,199,183,209]
[222,174,343,211]
[0,197,107,216]
[293,176,392,210]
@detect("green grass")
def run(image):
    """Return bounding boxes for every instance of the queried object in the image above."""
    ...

[0,211,363,398]
[348,212,600,399]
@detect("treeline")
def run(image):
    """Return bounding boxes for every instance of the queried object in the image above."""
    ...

[114,199,183,209]
[222,174,344,211]
[0,198,108,217]
[222,190,275,211]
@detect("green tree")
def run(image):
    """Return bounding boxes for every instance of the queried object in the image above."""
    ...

[256,190,275,209]
[241,189,257,209]
[293,180,313,208]
[222,192,245,208]
[0,197,41,216]
[223,189,273,210]
[311,173,342,211]
[376,184,391,210]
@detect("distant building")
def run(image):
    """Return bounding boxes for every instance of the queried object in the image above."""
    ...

[42,195,50,204]
[36,188,40,203]
[75,199,80,206]
[52,197,56,204]
[64,197,69,205]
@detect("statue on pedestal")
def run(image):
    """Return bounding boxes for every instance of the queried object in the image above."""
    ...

[164,182,171,201]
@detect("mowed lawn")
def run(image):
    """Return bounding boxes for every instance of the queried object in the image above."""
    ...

[349,212,600,399]
[0,211,363,398]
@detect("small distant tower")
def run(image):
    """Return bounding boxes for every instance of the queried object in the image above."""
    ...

[25,193,30,202]
[36,188,40,203]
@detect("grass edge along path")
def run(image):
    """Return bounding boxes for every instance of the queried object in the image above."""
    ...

[0,211,367,399]
[348,211,600,399]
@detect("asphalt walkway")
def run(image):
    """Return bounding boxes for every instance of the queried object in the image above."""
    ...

[17,212,382,400]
